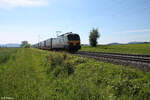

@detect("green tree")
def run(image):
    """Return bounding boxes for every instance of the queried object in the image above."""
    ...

[89,28,100,47]
[21,41,30,48]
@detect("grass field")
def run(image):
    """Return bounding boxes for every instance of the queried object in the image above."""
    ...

[0,48,150,100]
[80,44,150,55]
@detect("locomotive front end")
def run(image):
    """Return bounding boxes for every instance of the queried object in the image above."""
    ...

[67,34,81,52]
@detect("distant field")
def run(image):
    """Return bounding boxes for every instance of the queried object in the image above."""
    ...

[0,48,150,100]
[80,44,150,55]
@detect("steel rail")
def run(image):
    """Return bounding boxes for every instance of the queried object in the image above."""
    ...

[74,51,150,71]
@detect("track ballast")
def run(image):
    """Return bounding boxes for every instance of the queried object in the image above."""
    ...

[74,51,150,72]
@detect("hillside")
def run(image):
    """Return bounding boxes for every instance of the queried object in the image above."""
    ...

[0,44,20,48]
[80,44,150,55]
[0,48,150,100]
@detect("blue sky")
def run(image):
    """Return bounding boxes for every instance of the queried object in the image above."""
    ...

[0,0,150,44]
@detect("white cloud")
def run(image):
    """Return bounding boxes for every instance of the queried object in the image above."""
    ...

[113,29,150,34]
[0,0,48,9]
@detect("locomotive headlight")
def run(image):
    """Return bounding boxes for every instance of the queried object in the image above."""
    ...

[68,41,80,46]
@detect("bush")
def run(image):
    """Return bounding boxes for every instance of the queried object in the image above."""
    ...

[21,41,30,48]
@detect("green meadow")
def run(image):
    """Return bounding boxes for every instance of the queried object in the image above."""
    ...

[80,44,150,55]
[0,48,150,100]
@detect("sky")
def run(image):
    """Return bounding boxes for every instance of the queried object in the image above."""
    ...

[0,0,150,44]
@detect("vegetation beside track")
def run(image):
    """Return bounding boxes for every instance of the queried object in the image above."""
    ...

[0,48,150,100]
[0,48,17,65]
[80,44,150,55]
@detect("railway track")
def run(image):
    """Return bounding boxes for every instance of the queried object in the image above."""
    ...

[74,51,150,71]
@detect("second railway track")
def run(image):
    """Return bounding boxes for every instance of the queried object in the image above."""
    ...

[74,51,150,72]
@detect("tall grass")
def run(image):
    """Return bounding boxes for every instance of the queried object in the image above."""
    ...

[0,48,17,65]
[0,48,150,100]
[80,44,150,55]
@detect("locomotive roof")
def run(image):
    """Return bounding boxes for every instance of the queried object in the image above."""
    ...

[59,32,77,37]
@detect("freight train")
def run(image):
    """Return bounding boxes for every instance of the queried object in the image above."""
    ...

[33,32,81,52]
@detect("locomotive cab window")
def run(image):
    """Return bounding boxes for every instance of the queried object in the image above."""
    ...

[68,34,80,41]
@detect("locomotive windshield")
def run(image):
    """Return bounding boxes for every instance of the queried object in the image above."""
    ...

[68,34,80,41]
